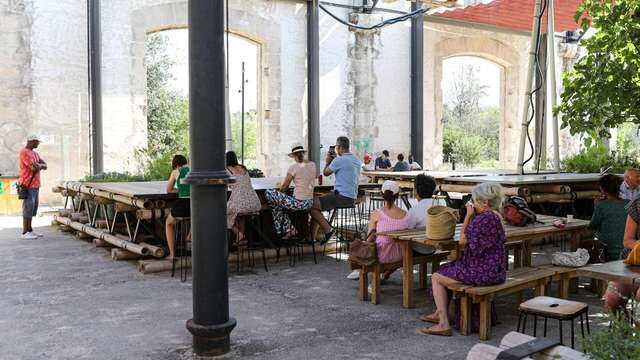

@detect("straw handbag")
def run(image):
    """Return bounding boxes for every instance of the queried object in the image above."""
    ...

[426,205,459,240]
[624,242,640,266]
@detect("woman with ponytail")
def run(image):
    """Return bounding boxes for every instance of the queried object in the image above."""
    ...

[367,181,410,271]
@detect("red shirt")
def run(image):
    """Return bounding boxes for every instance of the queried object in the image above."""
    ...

[19,148,42,189]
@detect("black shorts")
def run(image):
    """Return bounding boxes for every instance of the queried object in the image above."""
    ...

[318,192,355,211]
[170,198,191,218]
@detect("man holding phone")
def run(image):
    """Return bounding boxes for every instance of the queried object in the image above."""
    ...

[19,134,47,240]
[310,136,361,244]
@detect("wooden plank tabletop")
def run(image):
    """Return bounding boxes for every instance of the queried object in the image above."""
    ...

[362,170,496,180]
[441,173,602,186]
[388,215,589,247]
[84,181,173,199]
[84,178,381,199]
[576,260,640,285]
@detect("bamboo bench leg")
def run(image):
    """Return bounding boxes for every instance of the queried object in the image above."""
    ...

[372,266,380,304]
[359,269,368,301]
[460,294,471,336]
[419,263,427,289]
[535,281,546,297]
[479,297,492,341]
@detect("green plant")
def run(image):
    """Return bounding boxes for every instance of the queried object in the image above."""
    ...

[556,0,640,141]
[581,310,640,359]
[562,142,640,173]
[82,172,146,183]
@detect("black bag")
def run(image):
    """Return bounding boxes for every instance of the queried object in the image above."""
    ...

[17,173,35,200]
[587,239,608,264]
[503,196,538,227]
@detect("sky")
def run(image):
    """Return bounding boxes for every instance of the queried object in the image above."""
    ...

[442,56,501,108]
[160,28,259,113]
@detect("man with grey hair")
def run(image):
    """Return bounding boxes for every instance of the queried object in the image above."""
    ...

[310,136,361,244]
[620,168,640,201]
[19,135,47,239]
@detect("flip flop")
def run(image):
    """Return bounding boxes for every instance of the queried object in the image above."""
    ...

[419,326,452,337]
[418,314,440,323]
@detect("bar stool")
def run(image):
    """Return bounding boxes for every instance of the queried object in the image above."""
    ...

[364,189,385,218]
[517,296,590,349]
[283,209,316,266]
[324,204,362,260]
[241,211,270,272]
[171,217,191,282]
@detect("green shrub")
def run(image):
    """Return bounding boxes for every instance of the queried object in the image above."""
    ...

[581,310,640,359]
[82,172,146,183]
[562,143,640,173]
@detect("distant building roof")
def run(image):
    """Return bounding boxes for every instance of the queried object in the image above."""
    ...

[432,0,584,32]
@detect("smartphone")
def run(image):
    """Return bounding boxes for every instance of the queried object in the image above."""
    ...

[329,145,336,156]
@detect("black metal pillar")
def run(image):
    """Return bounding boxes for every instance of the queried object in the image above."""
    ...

[410,1,424,167]
[184,0,236,356]
[88,0,103,174]
[307,0,321,172]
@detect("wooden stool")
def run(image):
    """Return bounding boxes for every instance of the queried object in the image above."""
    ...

[518,296,589,349]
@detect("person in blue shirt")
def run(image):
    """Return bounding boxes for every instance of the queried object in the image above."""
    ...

[393,153,411,172]
[375,150,392,170]
[310,136,362,244]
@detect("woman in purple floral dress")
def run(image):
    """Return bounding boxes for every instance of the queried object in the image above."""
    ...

[420,182,506,336]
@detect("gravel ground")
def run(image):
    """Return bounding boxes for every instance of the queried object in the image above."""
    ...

[0,215,608,360]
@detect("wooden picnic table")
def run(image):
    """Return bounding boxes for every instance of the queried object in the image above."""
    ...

[576,260,640,285]
[383,214,590,308]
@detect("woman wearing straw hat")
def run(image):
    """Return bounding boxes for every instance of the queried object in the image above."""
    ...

[265,144,317,238]
[420,182,506,337]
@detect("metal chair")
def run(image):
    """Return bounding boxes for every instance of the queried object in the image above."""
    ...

[171,217,191,281]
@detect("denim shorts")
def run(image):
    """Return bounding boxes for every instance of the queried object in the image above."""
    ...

[22,188,39,218]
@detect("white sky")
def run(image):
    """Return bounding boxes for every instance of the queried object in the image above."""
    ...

[161,29,258,113]
[442,56,501,108]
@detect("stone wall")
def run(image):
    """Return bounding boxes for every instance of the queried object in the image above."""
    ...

[0,0,89,205]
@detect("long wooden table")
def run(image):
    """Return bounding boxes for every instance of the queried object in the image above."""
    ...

[383,215,589,308]
[576,260,640,285]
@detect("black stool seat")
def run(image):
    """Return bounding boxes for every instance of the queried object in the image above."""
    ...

[517,296,589,349]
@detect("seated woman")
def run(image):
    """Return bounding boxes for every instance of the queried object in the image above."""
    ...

[264,144,316,238]
[226,151,261,245]
[366,181,410,278]
[420,182,506,336]
[603,195,640,312]
[589,174,629,261]
[165,155,190,261]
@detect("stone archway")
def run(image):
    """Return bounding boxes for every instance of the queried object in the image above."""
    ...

[121,1,305,176]
[429,36,521,169]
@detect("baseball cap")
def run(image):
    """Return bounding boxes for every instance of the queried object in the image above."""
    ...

[381,180,400,195]
[363,153,372,162]
[27,134,41,142]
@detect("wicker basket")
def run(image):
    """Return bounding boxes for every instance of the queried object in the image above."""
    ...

[426,205,459,240]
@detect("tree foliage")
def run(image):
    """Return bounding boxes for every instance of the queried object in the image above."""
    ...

[442,64,500,168]
[138,33,190,180]
[556,0,640,142]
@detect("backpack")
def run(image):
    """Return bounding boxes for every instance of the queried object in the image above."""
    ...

[502,196,537,227]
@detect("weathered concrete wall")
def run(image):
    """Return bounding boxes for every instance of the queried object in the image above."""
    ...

[0,0,89,205]
[0,0,32,175]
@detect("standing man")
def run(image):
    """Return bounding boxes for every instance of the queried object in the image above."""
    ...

[374,150,392,170]
[620,168,640,201]
[19,135,46,239]
[310,136,361,244]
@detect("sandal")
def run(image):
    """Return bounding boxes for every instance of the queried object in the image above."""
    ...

[418,313,440,323]
[419,326,452,337]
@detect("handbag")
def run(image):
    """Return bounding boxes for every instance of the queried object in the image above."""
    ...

[426,203,459,240]
[17,173,36,200]
[551,248,590,267]
[348,230,377,265]
[624,241,640,266]
[587,239,608,264]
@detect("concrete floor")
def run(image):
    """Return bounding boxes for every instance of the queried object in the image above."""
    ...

[0,215,608,360]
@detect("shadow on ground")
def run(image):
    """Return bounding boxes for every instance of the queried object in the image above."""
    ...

[0,216,608,359]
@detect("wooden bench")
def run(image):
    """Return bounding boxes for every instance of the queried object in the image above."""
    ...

[349,251,450,304]
[466,331,587,359]
[538,265,579,299]
[449,267,555,340]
